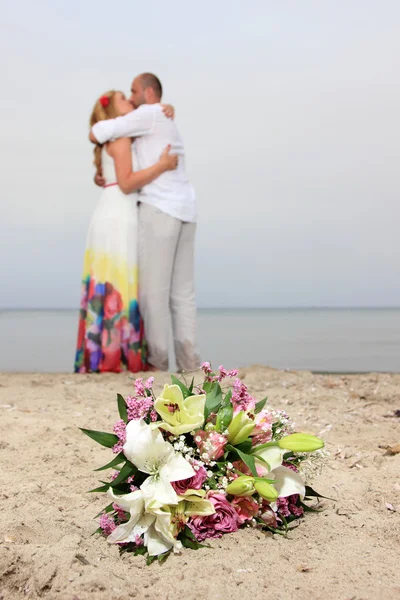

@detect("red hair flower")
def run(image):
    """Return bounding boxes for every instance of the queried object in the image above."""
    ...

[100,95,109,108]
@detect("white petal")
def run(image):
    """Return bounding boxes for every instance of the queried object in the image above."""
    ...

[141,474,179,507]
[254,446,287,471]
[107,488,143,512]
[145,523,174,556]
[107,518,137,544]
[123,418,172,473]
[272,466,306,498]
[130,513,155,537]
[160,453,195,483]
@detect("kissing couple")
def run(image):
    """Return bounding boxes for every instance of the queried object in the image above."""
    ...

[74,73,200,374]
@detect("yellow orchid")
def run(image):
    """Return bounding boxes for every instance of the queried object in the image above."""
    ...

[154,384,206,435]
[164,489,215,537]
[177,489,216,516]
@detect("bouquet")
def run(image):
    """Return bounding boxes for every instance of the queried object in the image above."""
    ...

[81,363,325,564]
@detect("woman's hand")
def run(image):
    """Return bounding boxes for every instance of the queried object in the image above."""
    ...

[162,104,175,119]
[159,145,178,171]
[94,169,105,187]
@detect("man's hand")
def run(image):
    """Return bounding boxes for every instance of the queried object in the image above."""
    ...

[162,104,175,119]
[94,169,105,187]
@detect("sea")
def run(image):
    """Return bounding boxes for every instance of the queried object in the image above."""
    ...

[0,308,399,374]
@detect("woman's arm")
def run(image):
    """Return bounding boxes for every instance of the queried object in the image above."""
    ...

[108,138,178,194]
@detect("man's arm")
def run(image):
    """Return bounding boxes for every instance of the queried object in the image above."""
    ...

[91,105,156,144]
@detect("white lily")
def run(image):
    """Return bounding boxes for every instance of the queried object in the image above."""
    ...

[123,418,195,508]
[252,445,306,502]
[107,488,182,556]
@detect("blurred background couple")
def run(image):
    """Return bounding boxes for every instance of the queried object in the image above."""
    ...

[74,73,200,375]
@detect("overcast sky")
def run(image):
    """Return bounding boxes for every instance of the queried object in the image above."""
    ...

[1,0,399,308]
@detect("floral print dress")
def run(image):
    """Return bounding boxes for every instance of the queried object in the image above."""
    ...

[74,147,148,373]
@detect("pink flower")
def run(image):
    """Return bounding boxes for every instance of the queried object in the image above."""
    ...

[99,514,116,536]
[250,410,273,446]
[171,462,208,494]
[231,496,259,525]
[232,459,268,478]
[145,377,154,389]
[112,502,127,522]
[112,441,124,454]
[113,419,126,441]
[259,502,278,528]
[194,430,227,462]
[189,492,239,541]
[231,379,256,414]
[126,395,154,420]
[201,362,212,375]
[277,494,304,518]
[134,378,146,397]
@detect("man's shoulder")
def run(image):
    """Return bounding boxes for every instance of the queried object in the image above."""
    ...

[137,103,162,113]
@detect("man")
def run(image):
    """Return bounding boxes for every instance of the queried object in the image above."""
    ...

[91,73,199,372]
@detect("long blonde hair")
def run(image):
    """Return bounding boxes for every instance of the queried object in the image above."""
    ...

[90,91,120,171]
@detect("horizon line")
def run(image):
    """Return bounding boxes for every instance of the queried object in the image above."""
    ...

[1,305,400,312]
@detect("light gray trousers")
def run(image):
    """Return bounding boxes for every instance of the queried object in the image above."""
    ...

[138,202,200,372]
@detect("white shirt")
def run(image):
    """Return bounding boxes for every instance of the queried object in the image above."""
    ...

[92,104,197,223]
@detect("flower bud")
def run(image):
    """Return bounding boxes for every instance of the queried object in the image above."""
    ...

[254,479,278,502]
[277,433,324,452]
[225,475,255,497]
[227,412,255,445]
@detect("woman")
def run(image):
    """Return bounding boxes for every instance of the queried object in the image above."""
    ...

[74,90,178,373]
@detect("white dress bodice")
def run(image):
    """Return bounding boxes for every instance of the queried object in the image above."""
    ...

[102,146,118,185]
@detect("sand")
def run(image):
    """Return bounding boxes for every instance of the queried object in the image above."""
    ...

[0,367,399,600]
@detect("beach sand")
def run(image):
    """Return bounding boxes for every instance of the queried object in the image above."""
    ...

[0,367,399,600]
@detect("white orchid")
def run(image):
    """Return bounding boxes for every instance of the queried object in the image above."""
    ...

[123,418,195,508]
[107,488,182,556]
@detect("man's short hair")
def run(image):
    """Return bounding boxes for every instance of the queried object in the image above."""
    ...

[139,73,162,99]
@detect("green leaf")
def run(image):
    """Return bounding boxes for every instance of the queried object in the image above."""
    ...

[178,525,209,550]
[263,525,287,536]
[304,485,334,501]
[91,526,103,536]
[171,375,192,398]
[146,555,158,565]
[279,514,289,532]
[110,461,137,488]
[88,482,110,493]
[202,381,213,393]
[188,377,195,393]
[182,525,197,541]
[249,441,277,454]
[94,452,125,472]
[235,440,253,454]
[299,501,322,513]
[215,390,233,432]
[233,446,258,477]
[94,503,114,519]
[117,393,128,422]
[180,537,200,549]
[255,397,268,414]
[158,550,172,564]
[204,383,223,419]
[80,428,118,448]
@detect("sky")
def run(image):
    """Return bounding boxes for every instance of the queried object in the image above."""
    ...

[1,0,399,309]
